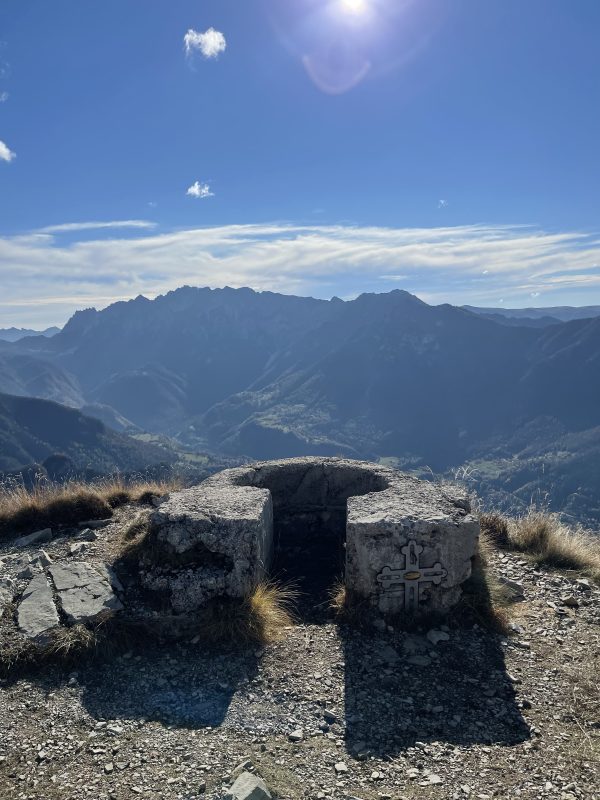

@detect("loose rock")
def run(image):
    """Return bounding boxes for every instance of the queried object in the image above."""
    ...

[225,771,272,800]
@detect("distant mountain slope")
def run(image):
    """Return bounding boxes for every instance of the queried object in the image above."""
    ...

[5,286,600,522]
[195,291,542,465]
[13,287,334,429]
[465,304,600,324]
[0,353,83,408]
[0,326,60,342]
[0,392,176,474]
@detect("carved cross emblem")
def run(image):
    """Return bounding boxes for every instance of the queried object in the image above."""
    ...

[376,539,447,610]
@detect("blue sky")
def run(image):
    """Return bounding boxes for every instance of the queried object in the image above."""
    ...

[1,0,600,326]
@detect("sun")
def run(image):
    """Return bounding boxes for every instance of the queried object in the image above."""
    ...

[339,0,369,15]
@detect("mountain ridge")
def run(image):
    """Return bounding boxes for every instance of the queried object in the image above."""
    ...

[4,286,600,522]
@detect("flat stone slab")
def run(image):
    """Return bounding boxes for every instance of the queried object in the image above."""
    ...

[17,574,60,638]
[14,528,52,548]
[48,562,123,623]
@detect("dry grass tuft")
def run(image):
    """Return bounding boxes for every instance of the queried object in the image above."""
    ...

[0,614,149,679]
[329,580,347,616]
[0,477,180,542]
[508,510,600,580]
[329,580,373,628]
[196,582,298,645]
[480,512,511,549]
[44,623,100,659]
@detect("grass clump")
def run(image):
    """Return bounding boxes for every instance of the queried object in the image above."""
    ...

[479,512,511,549]
[196,582,297,645]
[0,476,180,542]
[0,614,148,679]
[509,510,600,581]
[481,508,600,583]
[329,580,373,628]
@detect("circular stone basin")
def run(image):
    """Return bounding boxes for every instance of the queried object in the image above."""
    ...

[148,457,479,617]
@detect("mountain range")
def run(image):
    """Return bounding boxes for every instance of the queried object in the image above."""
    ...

[0,326,60,342]
[2,286,600,524]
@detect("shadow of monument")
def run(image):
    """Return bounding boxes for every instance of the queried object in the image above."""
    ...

[342,625,530,757]
[62,641,259,729]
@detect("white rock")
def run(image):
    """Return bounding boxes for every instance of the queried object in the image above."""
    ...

[427,629,450,645]
[78,528,98,541]
[498,576,525,599]
[224,771,272,800]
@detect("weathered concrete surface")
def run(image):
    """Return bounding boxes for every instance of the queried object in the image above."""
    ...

[148,458,479,616]
[146,471,273,613]
[17,574,60,638]
[345,468,479,614]
[49,562,123,623]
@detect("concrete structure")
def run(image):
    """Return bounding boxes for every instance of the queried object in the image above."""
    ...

[146,457,479,616]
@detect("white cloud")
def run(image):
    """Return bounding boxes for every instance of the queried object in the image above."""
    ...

[39,220,156,234]
[184,28,226,60]
[2,222,600,326]
[186,181,214,199]
[0,139,15,162]
[0,92,8,103]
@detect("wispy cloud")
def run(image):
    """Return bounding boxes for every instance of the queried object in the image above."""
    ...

[0,92,8,103]
[0,139,15,162]
[186,181,214,199]
[2,222,600,326]
[39,220,157,234]
[184,28,226,60]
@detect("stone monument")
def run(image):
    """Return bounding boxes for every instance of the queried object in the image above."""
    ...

[145,457,479,617]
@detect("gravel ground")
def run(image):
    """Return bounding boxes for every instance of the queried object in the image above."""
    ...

[0,510,599,800]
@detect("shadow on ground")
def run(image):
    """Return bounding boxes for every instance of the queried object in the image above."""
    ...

[32,642,261,729]
[15,615,528,750]
[342,626,530,756]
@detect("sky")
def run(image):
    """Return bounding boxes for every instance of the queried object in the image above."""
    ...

[1,0,600,327]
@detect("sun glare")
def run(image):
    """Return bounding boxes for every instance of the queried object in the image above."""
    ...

[339,0,369,15]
